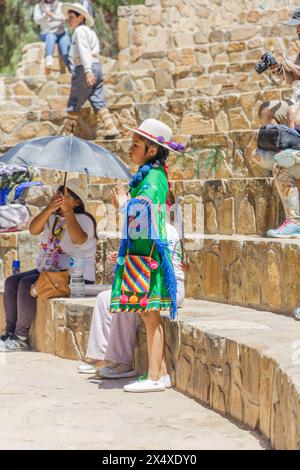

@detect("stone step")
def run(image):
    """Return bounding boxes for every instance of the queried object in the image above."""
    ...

[0,289,300,449]
[19,176,282,238]
[4,60,290,105]
[18,29,299,78]
[0,128,269,181]
[0,84,293,151]
[0,129,269,182]
[119,33,300,71]
[2,230,299,317]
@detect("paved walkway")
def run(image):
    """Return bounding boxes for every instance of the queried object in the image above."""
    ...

[0,352,268,450]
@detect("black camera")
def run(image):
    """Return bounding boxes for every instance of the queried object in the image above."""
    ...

[255,52,278,74]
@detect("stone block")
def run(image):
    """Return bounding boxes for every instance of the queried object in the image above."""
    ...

[118,18,128,50]
[154,69,173,90]
[205,202,218,234]
[262,250,282,309]
[180,114,214,135]
[237,199,256,235]
[204,252,222,299]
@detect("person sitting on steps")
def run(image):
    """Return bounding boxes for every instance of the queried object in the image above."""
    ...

[61,2,119,139]
[0,179,97,352]
[33,0,72,71]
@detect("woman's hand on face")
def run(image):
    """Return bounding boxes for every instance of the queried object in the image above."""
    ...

[48,192,64,213]
[60,192,77,214]
[110,183,128,211]
[107,251,118,264]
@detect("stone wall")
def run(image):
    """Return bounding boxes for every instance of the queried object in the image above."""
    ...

[0,176,285,283]
[1,293,299,449]
[117,0,296,68]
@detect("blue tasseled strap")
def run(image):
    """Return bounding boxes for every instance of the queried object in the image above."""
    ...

[115,197,177,319]
[129,163,153,188]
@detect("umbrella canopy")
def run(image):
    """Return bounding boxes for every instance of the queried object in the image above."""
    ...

[0,135,131,179]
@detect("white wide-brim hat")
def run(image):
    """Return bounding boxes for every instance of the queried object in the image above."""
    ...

[62,2,94,28]
[53,178,88,207]
[123,119,185,155]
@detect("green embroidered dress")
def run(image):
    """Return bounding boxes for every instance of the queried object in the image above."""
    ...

[110,166,176,316]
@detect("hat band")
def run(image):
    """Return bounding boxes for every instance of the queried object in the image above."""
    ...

[134,128,185,153]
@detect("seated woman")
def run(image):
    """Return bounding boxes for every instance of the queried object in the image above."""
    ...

[78,216,185,378]
[0,178,97,352]
[33,0,71,70]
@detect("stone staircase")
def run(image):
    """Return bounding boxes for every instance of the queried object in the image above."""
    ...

[1,0,300,449]
[0,0,297,309]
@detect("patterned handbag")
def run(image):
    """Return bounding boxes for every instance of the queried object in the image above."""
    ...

[120,243,158,308]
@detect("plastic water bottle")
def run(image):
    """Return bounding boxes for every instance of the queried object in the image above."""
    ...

[12,260,20,276]
[69,257,85,298]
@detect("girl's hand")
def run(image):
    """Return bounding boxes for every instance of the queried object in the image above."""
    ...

[48,193,64,213]
[107,251,118,264]
[111,183,128,211]
[86,71,96,87]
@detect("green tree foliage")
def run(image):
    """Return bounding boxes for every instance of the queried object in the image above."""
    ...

[0,0,143,74]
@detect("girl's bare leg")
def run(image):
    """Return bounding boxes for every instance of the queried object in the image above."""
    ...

[142,310,167,381]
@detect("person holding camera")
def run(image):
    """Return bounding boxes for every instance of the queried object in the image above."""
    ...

[257,8,300,127]
[253,8,300,238]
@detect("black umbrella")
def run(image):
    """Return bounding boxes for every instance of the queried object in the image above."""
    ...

[0,135,131,183]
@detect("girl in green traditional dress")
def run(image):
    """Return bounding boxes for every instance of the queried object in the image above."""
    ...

[110,119,185,392]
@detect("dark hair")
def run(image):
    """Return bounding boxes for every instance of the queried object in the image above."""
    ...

[68,9,86,23]
[56,185,98,239]
[139,135,169,165]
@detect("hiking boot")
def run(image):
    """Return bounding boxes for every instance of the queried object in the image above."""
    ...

[96,108,119,140]
[61,112,80,135]
[266,220,300,238]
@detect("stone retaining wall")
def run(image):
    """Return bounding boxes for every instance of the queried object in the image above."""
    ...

[117,0,295,67]
[1,293,299,449]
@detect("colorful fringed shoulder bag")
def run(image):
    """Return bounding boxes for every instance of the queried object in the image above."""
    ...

[119,243,159,308]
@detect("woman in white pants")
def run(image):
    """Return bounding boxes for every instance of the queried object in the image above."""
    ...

[78,222,185,379]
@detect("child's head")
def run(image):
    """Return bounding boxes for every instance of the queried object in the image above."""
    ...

[62,3,94,28]
[129,133,169,166]
[67,9,86,28]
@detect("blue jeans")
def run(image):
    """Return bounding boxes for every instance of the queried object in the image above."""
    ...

[40,31,71,71]
[67,63,106,112]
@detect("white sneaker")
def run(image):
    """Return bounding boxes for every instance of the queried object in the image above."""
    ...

[123,378,166,393]
[45,55,54,69]
[97,362,137,379]
[77,363,96,374]
[159,374,172,389]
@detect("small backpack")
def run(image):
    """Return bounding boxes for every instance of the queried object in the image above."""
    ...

[257,125,300,151]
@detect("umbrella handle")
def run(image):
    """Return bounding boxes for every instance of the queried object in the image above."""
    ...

[63,171,68,194]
